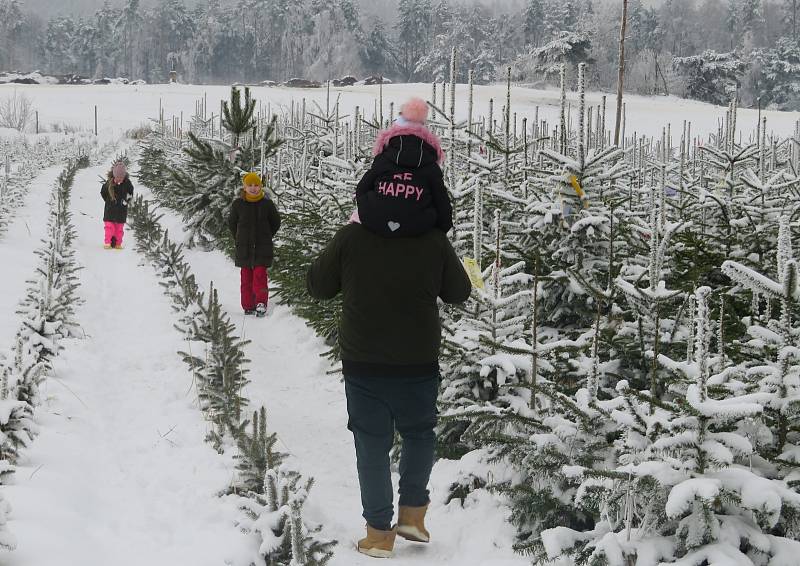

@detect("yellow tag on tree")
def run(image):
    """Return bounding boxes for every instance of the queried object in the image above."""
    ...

[462,258,484,289]
[569,175,589,209]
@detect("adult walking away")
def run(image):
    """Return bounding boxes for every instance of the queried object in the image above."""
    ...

[306,218,471,557]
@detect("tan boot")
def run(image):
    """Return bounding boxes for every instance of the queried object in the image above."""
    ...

[357,524,397,558]
[397,505,430,543]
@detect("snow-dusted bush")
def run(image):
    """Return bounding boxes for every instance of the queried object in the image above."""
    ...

[0,92,34,132]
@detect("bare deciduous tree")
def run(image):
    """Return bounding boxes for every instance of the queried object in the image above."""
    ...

[0,91,35,132]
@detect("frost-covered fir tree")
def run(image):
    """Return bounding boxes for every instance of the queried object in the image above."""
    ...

[722,215,800,489]
[542,286,800,565]
[439,211,533,456]
[136,133,180,196]
[166,87,282,248]
[415,5,499,84]
[230,406,276,495]
[613,181,689,395]
[237,416,336,566]
[180,284,250,448]
[673,51,747,105]
[751,38,800,110]
[523,64,631,385]
[0,392,35,463]
[274,152,364,358]
[521,31,594,85]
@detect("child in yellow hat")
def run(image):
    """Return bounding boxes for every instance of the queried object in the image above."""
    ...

[227,172,281,317]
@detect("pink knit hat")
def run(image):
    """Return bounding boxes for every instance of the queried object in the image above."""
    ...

[112,161,126,177]
[400,98,429,124]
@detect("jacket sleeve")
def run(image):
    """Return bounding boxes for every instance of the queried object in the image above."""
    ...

[267,199,281,235]
[228,200,239,237]
[306,229,344,300]
[439,236,471,304]
[431,166,453,232]
[100,183,108,202]
[127,178,134,197]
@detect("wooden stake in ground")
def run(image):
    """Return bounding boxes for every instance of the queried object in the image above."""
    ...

[614,0,629,146]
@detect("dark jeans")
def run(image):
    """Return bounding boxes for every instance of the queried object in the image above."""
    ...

[344,374,439,531]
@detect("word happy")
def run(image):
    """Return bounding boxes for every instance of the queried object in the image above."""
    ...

[377,172,424,201]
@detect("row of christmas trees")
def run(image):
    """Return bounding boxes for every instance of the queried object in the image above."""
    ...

[138,53,800,564]
[0,136,97,239]
[126,196,336,565]
[0,155,90,552]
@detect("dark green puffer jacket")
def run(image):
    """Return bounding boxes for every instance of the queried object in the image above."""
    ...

[306,223,471,378]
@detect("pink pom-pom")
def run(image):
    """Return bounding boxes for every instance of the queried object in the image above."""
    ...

[400,98,429,124]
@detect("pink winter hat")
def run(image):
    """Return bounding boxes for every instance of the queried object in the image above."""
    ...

[400,98,429,124]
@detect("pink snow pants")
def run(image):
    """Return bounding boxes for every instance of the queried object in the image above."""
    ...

[104,221,125,247]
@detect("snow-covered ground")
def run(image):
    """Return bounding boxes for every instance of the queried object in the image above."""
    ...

[2,81,797,141]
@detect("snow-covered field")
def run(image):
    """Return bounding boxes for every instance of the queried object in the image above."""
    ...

[2,81,798,141]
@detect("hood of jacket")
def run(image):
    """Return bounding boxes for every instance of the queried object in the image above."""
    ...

[372,122,445,167]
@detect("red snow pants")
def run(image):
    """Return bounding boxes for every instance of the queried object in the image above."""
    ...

[240,266,269,311]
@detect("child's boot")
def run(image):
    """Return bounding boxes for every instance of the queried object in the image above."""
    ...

[255,303,267,318]
[357,525,396,558]
[397,505,430,543]
[103,244,112,249]
[244,309,256,316]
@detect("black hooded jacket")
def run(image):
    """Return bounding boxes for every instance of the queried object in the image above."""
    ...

[100,175,134,223]
[356,134,453,237]
[228,194,281,268]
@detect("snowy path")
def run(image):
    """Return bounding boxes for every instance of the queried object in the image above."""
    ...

[149,187,526,566]
[4,165,258,566]
[0,165,68,348]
